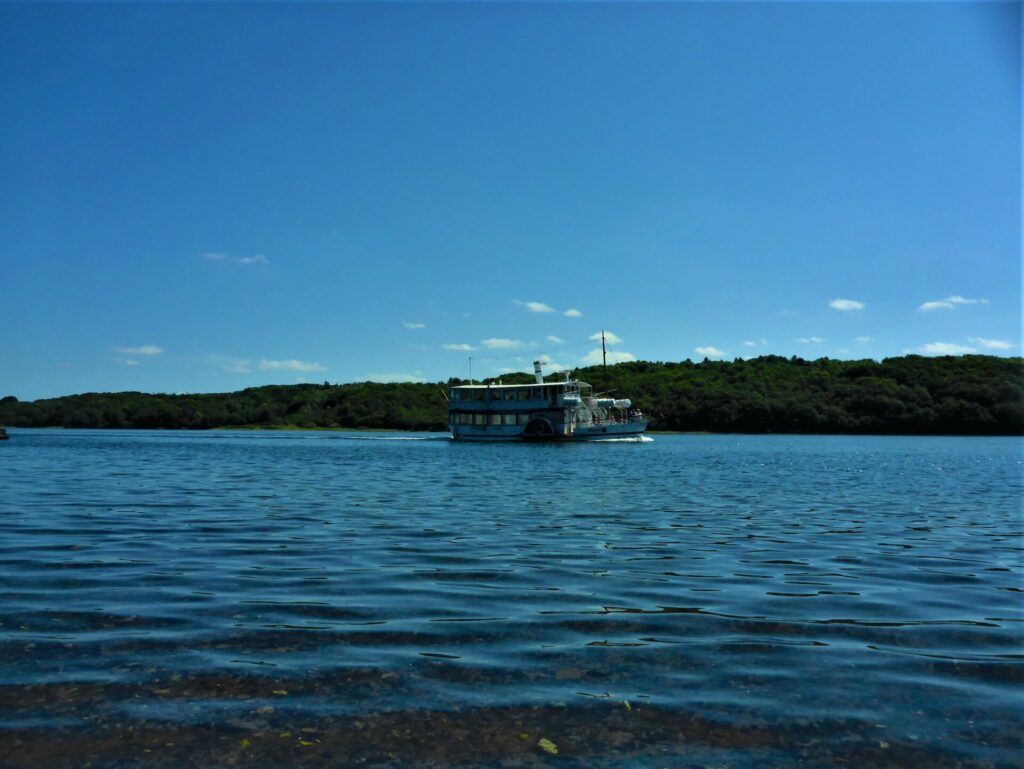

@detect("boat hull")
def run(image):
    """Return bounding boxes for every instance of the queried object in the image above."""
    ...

[451,422,646,441]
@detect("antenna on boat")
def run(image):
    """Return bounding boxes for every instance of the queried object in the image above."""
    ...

[468,356,474,385]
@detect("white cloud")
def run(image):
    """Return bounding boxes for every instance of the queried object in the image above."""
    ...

[514,300,556,314]
[481,338,525,349]
[203,252,270,266]
[743,341,758,347]
[797,337,826,344]
[920,342,977,355]
[236,254,269,265]
[403,322,426,330]
[563,308,583,318]
[113,357,139,366]
[830,298,865,311]
[695,346,725,357]
[854,336,873,343]
[259,359,327,372]
[364,371,426,383]
[221,361,253,374]
[580,348,636,366]
[589,331,623,344]
[115,345,163,355]
[967,337,1014,350]
[443,343,476,351]
[546,335,564,345]
[537,354,568,371]
[919,295,989,311]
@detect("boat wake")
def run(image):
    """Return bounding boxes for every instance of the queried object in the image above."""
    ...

[592,435,654,443]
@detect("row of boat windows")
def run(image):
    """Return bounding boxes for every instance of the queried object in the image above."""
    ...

[452,413,537,426]
[450,387,562,402]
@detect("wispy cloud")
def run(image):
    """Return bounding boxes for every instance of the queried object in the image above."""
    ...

[967,337,1014,350]
[482,338,525,350]
[403,322,426,330]
[580,348,636,366]
[695,346,725,357]
[743,338,768,348]
[364,371,426,383]
[443,343,476,351]
[854,336,873,343]
[563,308,583,318]
[830,298,865,311]
[221,360,253,374]
[113,357,139,366]
[514,300,556,314]
[797,337,826,344]
[202,252,269,266]
[236,254,269,265]
[546,335,564,345]
[589,331,623,344]
[259,359,327,372]
[919,342,977,355]
[114,345,163,355]
[919,295,989,311]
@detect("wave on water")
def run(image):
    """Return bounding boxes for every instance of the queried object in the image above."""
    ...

[592,435,654,443]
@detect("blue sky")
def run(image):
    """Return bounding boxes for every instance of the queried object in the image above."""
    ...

[1,2,1019,399]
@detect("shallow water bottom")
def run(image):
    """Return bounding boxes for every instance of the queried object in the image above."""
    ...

[1,701,996,769]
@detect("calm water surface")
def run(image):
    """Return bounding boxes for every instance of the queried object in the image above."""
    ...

[0,430,1021,768]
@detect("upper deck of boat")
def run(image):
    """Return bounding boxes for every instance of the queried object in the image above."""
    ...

[448,380,592,405]
[450,381,589,391]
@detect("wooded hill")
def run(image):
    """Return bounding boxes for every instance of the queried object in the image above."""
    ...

[2,355,1021,435]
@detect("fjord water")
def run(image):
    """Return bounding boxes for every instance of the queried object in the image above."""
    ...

[0,430,1020,768]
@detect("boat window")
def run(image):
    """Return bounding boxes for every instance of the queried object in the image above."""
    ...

[473,390,484,401]
[503,414,516,425]
[473,414,485,425]
[503,390,515,401]
[516,414,530,425]
[488,414,502,425]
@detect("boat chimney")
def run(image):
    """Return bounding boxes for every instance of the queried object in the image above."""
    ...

[533,360,543,384]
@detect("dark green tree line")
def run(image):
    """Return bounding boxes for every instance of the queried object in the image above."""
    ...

[1,355,1021,435]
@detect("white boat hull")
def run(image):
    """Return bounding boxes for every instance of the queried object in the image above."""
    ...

[451,421,646,441]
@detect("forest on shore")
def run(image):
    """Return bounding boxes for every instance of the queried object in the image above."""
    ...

[2,355,1021,435]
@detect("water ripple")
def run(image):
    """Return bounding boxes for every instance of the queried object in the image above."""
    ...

[0,430,1020,767]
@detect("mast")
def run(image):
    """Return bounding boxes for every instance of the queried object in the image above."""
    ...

[601,330,607,389]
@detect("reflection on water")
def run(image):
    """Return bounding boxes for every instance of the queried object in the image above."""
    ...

[0,430,1021,768]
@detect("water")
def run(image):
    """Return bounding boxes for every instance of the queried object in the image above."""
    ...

[0,430,1021,768]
